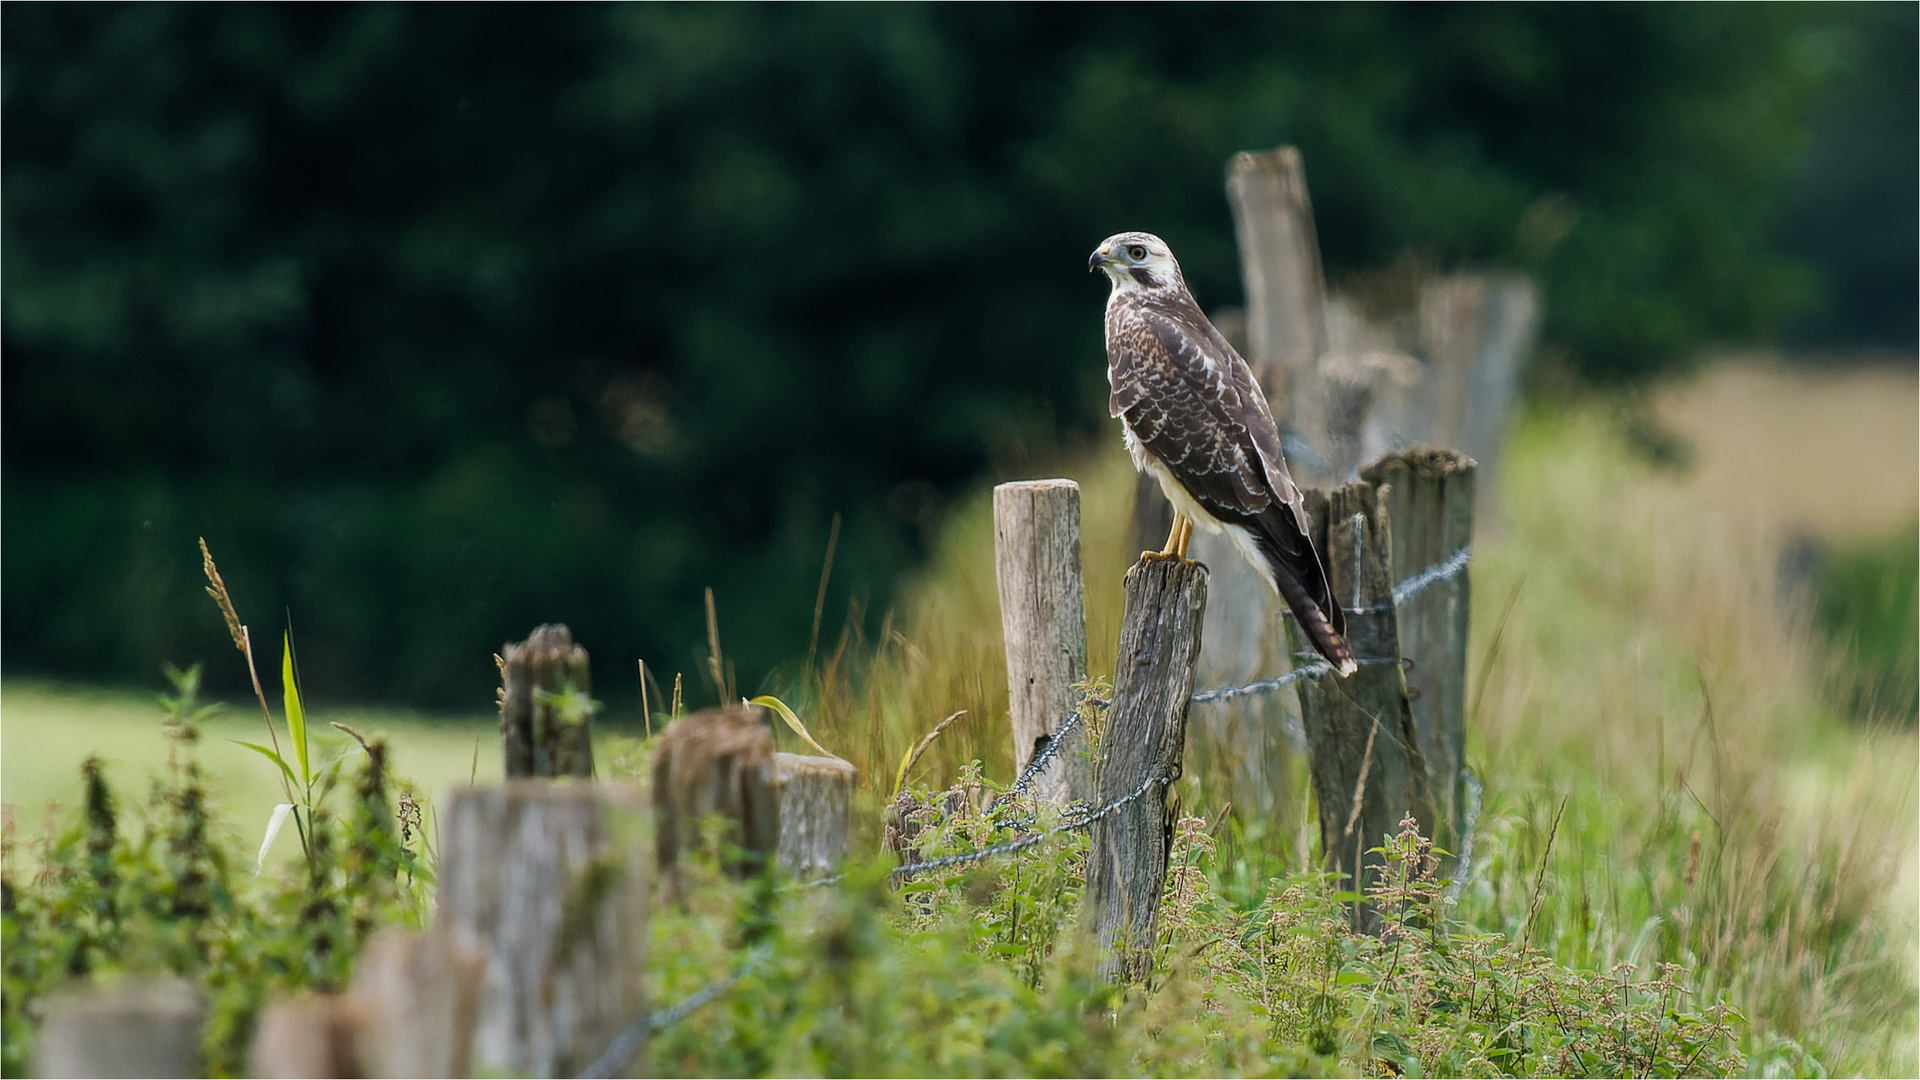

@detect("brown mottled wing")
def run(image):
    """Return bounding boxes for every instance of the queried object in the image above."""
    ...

[1108,295,1351,668]
[1108,303,1276,521]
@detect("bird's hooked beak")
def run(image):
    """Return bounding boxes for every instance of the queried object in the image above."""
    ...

[1088,242,1112,273]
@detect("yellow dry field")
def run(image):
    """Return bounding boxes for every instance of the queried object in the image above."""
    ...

[1652,357,1917,545]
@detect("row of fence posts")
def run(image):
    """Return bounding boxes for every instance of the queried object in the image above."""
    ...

[38,444,1472,1077]
[35,143,1509,1079]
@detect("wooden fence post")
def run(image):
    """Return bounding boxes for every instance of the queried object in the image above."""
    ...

[438,782,649,1078]
[499,623,595,778]
[36,977,204,1078]
[1417,275,1536,511]
[993,480,1090,802]
[1084,557,1207,981]
[1288,484,1438,933]
[249,993,357,1079]
[772,752,854,878]
[1362,449,1475,853]
[1226,146,1327,408]
[348,927,488,1078]
[652,705,780,897]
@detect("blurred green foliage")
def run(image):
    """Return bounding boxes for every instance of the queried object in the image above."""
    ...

[1813,523,1919,723]
[2,4,1905,705]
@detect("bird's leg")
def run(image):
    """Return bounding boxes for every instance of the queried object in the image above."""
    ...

[1174,516,1194,560]
[1142,513,1188,562]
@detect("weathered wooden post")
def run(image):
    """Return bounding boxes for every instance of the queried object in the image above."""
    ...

[1362,449,1475,852]
[438,783,649,1078]
[36,977,204,1078]
[772,752,854,877]
[1287,484,1438,933]
[1084,557,1208,981]
[993,479,1091,802]
[499,623,595,778]
[249,993,357,1078]
[347,927,488,1078]
[1416,275,1536,510]
[651,705,779,895]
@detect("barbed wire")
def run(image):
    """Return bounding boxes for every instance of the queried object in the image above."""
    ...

[1190,546,1469,704]
[579,545,1475,1072]
[892,767,1167,879]
[577,946,770,1080]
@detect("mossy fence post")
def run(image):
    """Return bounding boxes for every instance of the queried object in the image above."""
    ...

[1084,556,1208,981]
[499,623,595,779]
[994,479,1091,803]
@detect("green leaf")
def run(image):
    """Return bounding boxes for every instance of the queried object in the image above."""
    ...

[282,631,309,785]
[256,803,295,872]
[230,740,298,789]
[750,694,839,760]
[892,743,917,800]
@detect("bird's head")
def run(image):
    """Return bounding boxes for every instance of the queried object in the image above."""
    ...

[1089,231,1183,293]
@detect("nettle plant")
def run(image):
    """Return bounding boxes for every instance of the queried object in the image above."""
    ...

[1,549,432,1078]
[627,743,1748,1078]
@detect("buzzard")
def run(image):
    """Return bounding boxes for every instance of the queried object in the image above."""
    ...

[1091,231,1357,676]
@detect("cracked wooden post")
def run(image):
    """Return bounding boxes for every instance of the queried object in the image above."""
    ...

[1288,482,1438,934]
[994,479,1090,803]
[438,782,648,1078]
[1362,449,1475,855]
[772,752,854,878]
[1084,557,1207,981]
[499,623,595,778]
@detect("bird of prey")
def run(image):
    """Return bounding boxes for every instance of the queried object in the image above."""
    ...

[1090,230,1357,676]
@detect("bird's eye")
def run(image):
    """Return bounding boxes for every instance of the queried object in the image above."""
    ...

[1127,244,1148,260]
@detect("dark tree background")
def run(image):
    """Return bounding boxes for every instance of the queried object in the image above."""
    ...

[4,4,1911,707]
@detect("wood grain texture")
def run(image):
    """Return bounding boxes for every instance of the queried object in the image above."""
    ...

[772,752,854,878]
[438,781,648,1078]
[1085,556,1207,981]
[1288,483,1438,934]
[1226,147,1327,404]
[993,480,1090,803]
[499,623,595,779]
[1362,448,1475,852]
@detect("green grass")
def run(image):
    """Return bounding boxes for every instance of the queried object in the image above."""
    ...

[778,401,1918,1075]
[1,680,502,870]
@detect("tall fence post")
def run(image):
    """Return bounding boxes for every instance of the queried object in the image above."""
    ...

[1288,484,1438,933]
[438,783,649,1078]
[993,479,1090,803]
[1084,557,1207,981]
[1363,449,1475,854]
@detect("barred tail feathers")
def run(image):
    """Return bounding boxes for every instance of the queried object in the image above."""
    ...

[1241,524,1357,677]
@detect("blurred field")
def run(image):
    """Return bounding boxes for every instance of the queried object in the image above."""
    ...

[0,680,503,869]
[1653,357,1917,544]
